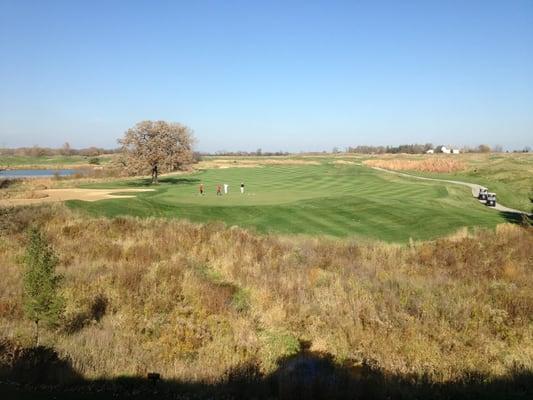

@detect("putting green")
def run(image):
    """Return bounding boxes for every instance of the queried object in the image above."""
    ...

[68,164,513,242]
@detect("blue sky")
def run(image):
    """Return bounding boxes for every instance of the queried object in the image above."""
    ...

[0,0,532,152]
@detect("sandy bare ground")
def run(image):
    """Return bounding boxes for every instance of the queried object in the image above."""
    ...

[0,188,154,207]
[332,160,362,165]
[372,167,529,215]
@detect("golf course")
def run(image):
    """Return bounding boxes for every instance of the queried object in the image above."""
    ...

[67,161,518,242]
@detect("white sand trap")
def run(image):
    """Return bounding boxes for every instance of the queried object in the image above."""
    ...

[0,188,155,207]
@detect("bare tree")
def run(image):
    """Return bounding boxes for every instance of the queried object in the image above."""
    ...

[478,144,491,153]
[60,142,72,156]
[118,120,195,183]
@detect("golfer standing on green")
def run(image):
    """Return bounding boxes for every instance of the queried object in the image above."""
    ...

[240,182,245,194]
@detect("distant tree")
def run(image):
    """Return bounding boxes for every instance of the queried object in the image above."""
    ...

[29,145,51,157]
[22,228,65,345]
[118,120,195,183]
[61,142,72,156]
[478,144,491,153]
[192,151,202,163]
[79,146,104,157]
[493,144,503,153]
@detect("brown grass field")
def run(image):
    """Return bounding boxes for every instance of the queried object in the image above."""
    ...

[363,157,466,173]
[0,204,532,397]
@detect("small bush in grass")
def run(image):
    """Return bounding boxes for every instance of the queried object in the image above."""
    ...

[22,227,65,344]
[232,288,251,313]
[260,330,301,371]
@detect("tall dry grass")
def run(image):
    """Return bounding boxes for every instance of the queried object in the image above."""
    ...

[364,157,466,173]
[0,205,531,386]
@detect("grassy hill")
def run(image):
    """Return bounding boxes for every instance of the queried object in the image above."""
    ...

[363,153,533,212]
[69,163,511,242]
[1,205,531,398]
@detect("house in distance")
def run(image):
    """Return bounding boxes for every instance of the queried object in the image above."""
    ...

[427,146,460,154]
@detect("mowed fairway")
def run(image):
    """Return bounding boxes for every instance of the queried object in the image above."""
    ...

[68,163,512,242]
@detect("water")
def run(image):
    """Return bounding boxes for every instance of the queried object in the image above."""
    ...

[0,169,78,179]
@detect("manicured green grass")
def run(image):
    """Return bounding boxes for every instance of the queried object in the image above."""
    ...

[68,163,513,242]
[411,154,533,212]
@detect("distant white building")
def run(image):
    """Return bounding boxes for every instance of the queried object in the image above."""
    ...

[426,149,434,154]
[437,146,460,154]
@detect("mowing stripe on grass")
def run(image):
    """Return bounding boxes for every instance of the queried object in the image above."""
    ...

[70,164,512,242]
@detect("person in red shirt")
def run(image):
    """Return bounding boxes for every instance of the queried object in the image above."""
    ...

[216,184,222,196]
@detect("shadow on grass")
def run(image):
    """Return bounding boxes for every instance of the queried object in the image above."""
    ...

[0,178,24,189]
[498,211,532,225]
[122,177,201,187]
[1,340,531,400]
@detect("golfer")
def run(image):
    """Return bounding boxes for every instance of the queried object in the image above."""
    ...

[240,182,245,194]
[199,183,204,195]
[216,184,222,196]
[223,183,228,194]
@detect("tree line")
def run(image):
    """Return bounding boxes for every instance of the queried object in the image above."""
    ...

[3,120,531,187]
[345,143,530,154]
[0,144,120,157]
[346,143,434,154]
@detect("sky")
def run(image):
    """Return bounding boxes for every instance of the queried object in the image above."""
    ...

[0,0,532,152]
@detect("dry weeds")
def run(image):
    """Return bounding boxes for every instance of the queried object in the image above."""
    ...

[364,158,466,173]
[0,205,531,385]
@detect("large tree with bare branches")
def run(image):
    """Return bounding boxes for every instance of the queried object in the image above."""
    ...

[118,120,195,183]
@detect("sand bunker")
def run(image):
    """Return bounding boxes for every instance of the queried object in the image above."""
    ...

[0,188,154,207]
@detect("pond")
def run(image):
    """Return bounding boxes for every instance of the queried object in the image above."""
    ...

[0,169,79,179]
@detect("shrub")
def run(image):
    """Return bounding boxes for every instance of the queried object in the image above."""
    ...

[22,227,65,344]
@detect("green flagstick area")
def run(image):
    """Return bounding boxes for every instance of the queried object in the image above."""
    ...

[69,163,509,242]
